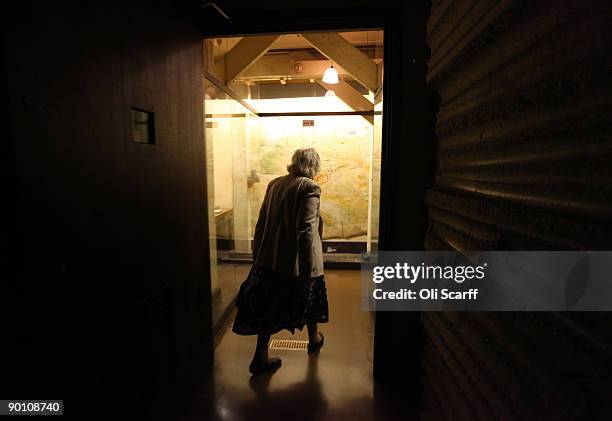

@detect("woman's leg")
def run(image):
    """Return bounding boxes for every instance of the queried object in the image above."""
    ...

[253,333,271,363]
[307,322,324,353]
[307,322,322,344]
[250,333,282,374]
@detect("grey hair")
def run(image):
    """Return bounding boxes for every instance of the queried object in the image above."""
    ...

[286,147,321,179]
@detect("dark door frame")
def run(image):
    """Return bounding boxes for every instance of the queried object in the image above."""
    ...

[196,3,432,391]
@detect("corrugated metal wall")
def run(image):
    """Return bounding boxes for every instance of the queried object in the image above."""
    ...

[422,0,612,419]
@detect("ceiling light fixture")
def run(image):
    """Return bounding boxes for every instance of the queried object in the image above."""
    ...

[322,63,339,84]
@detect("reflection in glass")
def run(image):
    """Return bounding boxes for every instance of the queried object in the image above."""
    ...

[205,79,255,329]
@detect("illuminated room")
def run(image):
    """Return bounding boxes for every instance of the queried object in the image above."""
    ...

[203,31,384,328]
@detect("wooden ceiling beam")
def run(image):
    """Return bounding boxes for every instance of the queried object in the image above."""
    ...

[301,32,378,92]
[317,80,373,124]
[224,35,280,84]
[236,56,352,81]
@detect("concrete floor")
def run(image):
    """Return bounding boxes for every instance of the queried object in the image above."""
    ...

[179,269,413,421]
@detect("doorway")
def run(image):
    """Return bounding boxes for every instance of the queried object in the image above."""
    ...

[202,30,384,332]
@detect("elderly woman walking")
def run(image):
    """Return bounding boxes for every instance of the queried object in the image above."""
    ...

[232,147,329,375]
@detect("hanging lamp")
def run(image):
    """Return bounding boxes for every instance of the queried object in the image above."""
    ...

[322,63,339,84]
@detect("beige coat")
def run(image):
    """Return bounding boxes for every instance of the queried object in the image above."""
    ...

[253,173,324,277]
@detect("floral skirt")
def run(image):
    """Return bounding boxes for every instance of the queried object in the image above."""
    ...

[232,265,329,336]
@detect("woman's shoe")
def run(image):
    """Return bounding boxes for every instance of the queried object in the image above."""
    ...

[307,332,324,353]
[249,357,282,375]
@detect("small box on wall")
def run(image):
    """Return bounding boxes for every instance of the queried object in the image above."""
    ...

[132,107,156,144]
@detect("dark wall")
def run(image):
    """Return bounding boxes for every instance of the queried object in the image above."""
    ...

[422,0,612,419]
[373,1,437,391]
[3,2,212,417]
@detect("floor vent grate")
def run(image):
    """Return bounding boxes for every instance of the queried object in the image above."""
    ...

[269,339,309,351]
